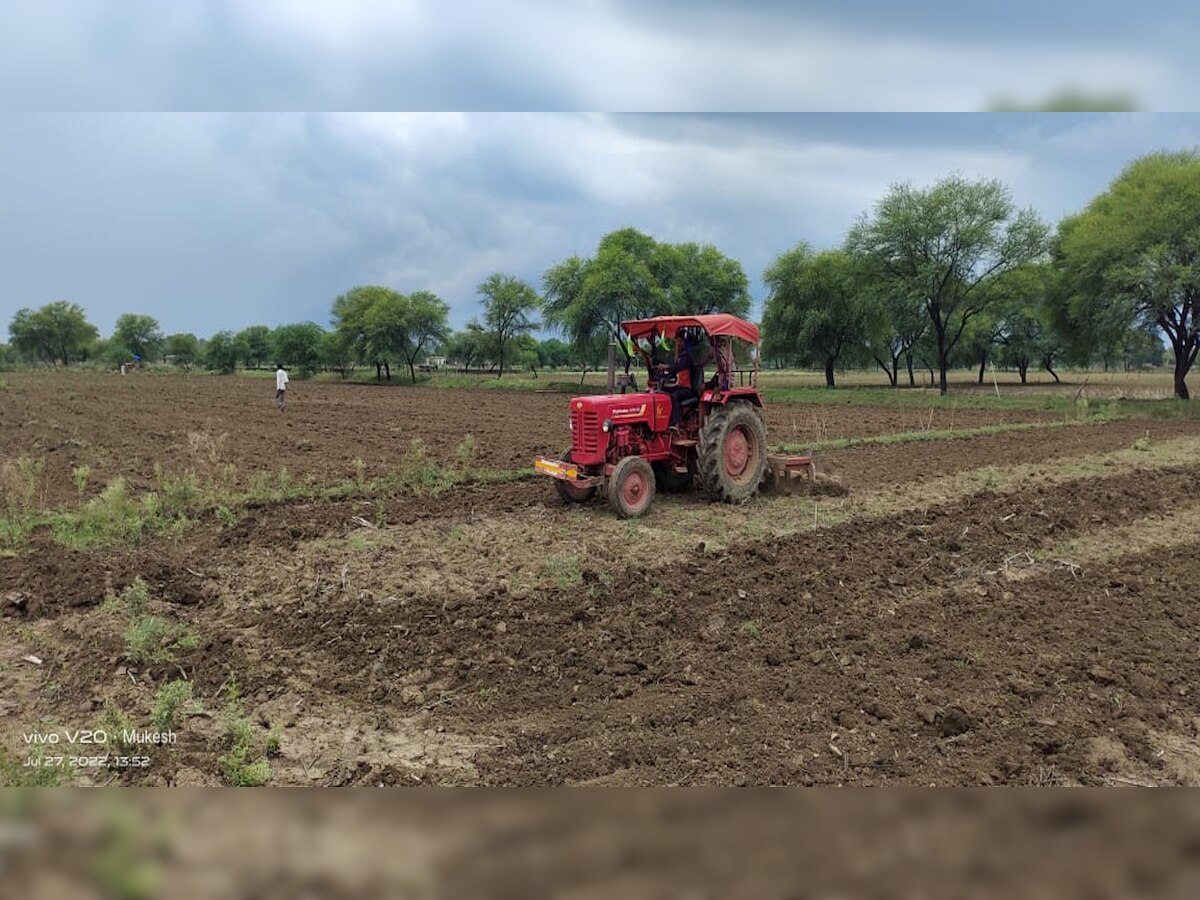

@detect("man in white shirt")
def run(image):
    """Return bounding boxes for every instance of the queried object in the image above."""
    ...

[275,363,289,412]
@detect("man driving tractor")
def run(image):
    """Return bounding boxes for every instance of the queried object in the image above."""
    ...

[534,313,815,518]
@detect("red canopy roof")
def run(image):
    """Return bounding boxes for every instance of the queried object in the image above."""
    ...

[620,314,759,344]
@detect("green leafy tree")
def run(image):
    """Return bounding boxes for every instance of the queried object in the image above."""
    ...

[543,228,751,376]
[859,274,928,387]
[332,285,402,380]
[762,246,872,388]
[361,291,409,381]
[988,263,1063,384]
[660,242,752,313]
[1122,325,1166,371]
[204,331,240,374]
[478,273,539,378]
[848,175,1048,394]
[512,334,541,377]
[537,338,571,369]
[113,313,163,360]
[9,302,98,366]
[236,325,273,369]
[163,333,200,370]
[398,290,450,383]
[443,321,491,371]
[1052,151,1200,399]
[319,329,356,378]
[271,322,325,376]
[958,311,1004,385]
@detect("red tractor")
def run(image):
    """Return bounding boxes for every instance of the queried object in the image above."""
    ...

[534,314,813,517]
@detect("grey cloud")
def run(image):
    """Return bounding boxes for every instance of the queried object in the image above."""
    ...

[4,113,1200,341]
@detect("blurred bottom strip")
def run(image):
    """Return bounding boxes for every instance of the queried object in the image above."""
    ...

[2,789,1197,899]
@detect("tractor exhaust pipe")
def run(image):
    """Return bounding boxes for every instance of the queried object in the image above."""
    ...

[606,340,616,392]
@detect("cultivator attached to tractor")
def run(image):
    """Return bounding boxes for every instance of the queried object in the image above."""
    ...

[534,314,815,518]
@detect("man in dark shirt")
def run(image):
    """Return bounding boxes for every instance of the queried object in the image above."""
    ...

[659,340,698,427]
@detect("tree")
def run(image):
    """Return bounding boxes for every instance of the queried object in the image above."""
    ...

[478,273,539,378]
[164,333,200,370]
[9,302,98,366]
[319,329,356,378]
[512,334,541,377]
[543,228,751,374]
[204,331,240,374]
[989,263,1062,384]
[236,325,273,369]
[959,312,1003,385]
[762,246,872,388]
[1052,151,1200,399]
[332,285,402,380]
[660,242,753,314]
[398,290,450,383]
[361,291,409,381]
[859,274,928,387]
[1122,325,1166,371]
[848,175,1048,394]
[113,313,163,360]
[271,322,325,376]
[444,321,490,371]
[537,338,571,369]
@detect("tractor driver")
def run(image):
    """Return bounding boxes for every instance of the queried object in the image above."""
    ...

[657,332,699,427]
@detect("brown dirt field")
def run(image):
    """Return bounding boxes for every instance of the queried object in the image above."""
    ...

[3,371,1200,787]
[1,372,1058,505]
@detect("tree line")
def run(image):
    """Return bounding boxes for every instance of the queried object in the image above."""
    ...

[5,150,1197,398]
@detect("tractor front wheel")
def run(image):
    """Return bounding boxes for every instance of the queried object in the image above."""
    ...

[554,449,596,504]
[608,456,656,518]
[699,402,767,503]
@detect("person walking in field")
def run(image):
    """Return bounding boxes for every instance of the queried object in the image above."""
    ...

[275,362,289,412]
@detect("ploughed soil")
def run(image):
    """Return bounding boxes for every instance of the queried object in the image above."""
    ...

[3,371,1200,786]
[0,372,1060,505]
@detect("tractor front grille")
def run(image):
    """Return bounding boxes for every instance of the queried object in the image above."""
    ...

[574,409,600,454]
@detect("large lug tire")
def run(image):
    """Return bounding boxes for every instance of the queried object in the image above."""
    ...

[653,457,695,493]
[699,402,768,503]
[554,449,596,504]
[608,456,656,519]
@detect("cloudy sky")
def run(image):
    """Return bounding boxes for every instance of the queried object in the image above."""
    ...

[3,113,1200,338]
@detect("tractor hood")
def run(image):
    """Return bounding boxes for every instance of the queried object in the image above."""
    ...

[570,392,671,427]
[567,392,671,464]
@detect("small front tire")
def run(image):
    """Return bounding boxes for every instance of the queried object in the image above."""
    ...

[608,456,656,518]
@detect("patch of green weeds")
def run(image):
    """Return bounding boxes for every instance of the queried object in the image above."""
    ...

[71,464,92,497]
[151,679,194,731]
[218,681,270,787]
[50,479,149,549]
[124,616,199,666]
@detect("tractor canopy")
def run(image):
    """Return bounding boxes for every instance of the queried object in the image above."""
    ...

[620,314,759,345]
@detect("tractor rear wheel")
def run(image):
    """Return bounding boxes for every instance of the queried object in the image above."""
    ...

[698,401,767,503]
[653,457,694,493]
[554,449,596,504]
[608,456,656,518]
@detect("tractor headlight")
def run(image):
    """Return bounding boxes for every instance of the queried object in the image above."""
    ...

[602,419,613,433]
[569,418,574,431]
